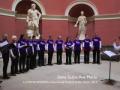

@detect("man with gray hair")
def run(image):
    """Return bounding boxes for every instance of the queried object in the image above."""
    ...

[113,36,120,61]
[113,36,120,52]
[0,34,10,79]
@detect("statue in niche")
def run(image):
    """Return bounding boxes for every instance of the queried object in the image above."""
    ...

[26,3,41,38]
[74,11,87,40]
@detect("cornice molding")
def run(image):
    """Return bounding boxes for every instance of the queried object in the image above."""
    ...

[0,8,120,21]
[0,8,15,17]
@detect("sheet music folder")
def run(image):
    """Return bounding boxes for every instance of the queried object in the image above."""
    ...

[103,51,117,58]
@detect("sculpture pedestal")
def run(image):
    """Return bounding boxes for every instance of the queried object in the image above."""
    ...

[27,29,34,38]
[36,34,40,39]
[27,29,40,39]
[78,30,86,40]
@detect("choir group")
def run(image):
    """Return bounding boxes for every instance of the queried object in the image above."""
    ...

[0,34,101,79]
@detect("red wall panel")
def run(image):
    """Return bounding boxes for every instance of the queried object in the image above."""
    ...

[95,19,120,45]
[41,0,120,15]
[15,19,27,38]
[90,0,119,14]
[40,0,73,15]
[0,15,15,41]
[42,20,68,41]
[0,0,13,10]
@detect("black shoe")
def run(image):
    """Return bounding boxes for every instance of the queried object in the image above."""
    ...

[97,62,101,65]
[38,65,41,66]
[49,64,53,65]
[26,69,29,71]
[92,62,96,64]
[16,72,20,74]
[20,70,24,73]
[11,74,16,76]
[30,67,33,69]
[3,76,10,79]
[0,81,2,83]
[19,70,22,73]
[42,65,46,66]
[47,64,53,65]
[58,63,62,65]
[65,63,69,65]
[34,66,37,68]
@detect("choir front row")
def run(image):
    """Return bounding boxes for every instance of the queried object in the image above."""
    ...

[0,34,101,79]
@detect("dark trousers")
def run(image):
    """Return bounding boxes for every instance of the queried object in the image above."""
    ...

[29,54,34,69]
[15,57,19,73]
[2,53,9,77]
[19,54,26,72]
[74,51,80,63]
[33,52,37,68]
[48,51,54,65]
[57,50,62,64]
[84,50,90,63]
[26,55,31,71]
[11,57,17,75]
[66,49,72,64]
[38,51,45,66]
[93,49,100,64]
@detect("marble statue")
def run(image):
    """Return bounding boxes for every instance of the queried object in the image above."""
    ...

[26,3,41,38]
[74,11,87,40]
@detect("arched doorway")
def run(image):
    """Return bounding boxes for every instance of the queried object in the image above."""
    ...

[12,0,46,37]
[65,1,99,39]
[12,0,46,15]
[69,4,94,18]
[15,0,42,14]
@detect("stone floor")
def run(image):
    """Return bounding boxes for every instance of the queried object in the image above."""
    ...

[0,53,120,90]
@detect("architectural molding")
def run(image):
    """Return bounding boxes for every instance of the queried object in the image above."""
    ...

[0,8,120,21]
[95,14,120,20]
[65,0,99,16]
[15,14,68,20]
[15,14,27,20]
[42,15,68,21]
[0,8,15,17]
[12,0,46,15]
